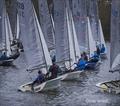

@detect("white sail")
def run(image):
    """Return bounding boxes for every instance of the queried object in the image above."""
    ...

[98,19,107,53]
[1,0,5,48]
[0,0,3,44]
[6,0,16,39]
[33,5,52,70]
[16,14,20,39]
[110,0,120,71]
[70,9,81,61]
[53,0,68,66]
[65,3,76,69]
[71,0,88,51]
[5,13,12,56]
[7,13,13,43]
[87,17,96,58]
[18,0,52,72]
[88,0,99,42]
[38,0,55,50]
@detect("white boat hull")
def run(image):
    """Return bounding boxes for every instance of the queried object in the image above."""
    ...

[100,53,107,59]
[18,77,61,92]
[96,80,120,94]
[59,71,82,81]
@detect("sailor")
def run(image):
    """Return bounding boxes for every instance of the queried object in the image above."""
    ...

[17,40,24,52]
[0,51,8,60]
[52,55,56,63]
[100,44,105,53]
[89,51,99,63]
[96,45,101,56]
[48,61,60,79]
[31,70,45,89]
[74,54,86,70]
[83,51,88,61]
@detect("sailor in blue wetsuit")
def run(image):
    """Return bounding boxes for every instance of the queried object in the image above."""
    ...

[89,51,99,63]
[32,70,45,88]
[100,44,105,53]
[0,52,9,60]
[74,54,86,71]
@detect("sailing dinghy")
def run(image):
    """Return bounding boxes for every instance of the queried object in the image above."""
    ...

[53,0,82,81]
[96,0,120,94]
[18,0,61,92]
[0,0,20,65]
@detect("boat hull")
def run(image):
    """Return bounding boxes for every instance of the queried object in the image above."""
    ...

[18,77,61,92]
[100,53,107,59]
[59,71,82,81]
[96,80,120,94]
[0,59,14,66]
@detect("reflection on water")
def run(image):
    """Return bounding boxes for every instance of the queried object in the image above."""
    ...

[0,43,120,106]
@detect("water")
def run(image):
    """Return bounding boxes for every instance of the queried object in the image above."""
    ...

[0,43,120,106]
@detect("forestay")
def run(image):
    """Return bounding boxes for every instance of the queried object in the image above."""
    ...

[110,0,120,71]
[18,0,52,72]
[38,0,55,50]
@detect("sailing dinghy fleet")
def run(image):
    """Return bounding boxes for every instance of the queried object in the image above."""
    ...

[96,0,120,94]
[0,0,22,65]
[1,0,117,93]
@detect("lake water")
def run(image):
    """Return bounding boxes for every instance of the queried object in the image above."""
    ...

[0,43,120,106]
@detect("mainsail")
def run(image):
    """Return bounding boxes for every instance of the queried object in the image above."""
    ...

[88,0,99,42]
[2,1,12,56]
[53,0,67,66]
[6,0,17,39]
[98,19,107,53]
[87,17,96,58]
[0,0,3,45]
[110,0,120,71]
[18,0,52,72]
[0,0,5,48]
[38,0,55,50]
[71,0,87,51]
[70,9,81,61]
[65,0,76,69]
[7,13,13,43]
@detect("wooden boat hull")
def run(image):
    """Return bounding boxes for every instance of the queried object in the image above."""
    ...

[18,77,61,92]
[96,80,120,94]
[59,71,82,81]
